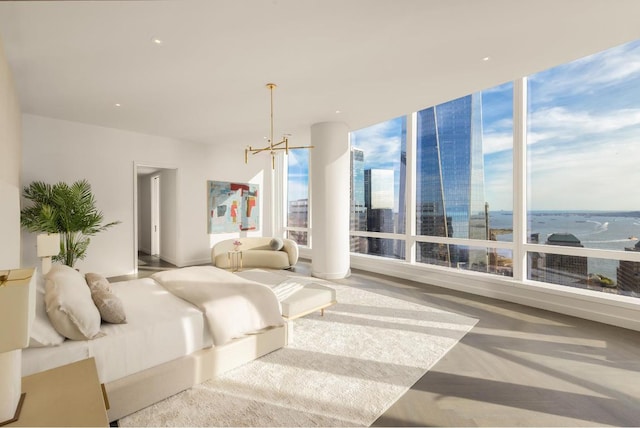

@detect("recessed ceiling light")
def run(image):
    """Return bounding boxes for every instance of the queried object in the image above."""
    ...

[152,37,163,45]
[335,110,342,114]
[482,56,490,61]
[114,103,121,107]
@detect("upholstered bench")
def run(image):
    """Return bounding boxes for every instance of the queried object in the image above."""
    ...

[280,282,336,320]
[235,269,337,320]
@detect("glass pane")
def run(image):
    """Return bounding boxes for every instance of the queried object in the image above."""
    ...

[287,150,309,228]
[350,116,407,257]
[527,39,640,251]
[416,243,513,276]
[415,83,513,266]
[350,236,404,260]
[528,251,640,298]
[287,230,308,247]
[483,83,515,242]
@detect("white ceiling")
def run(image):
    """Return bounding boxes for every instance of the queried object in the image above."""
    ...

[1,0,640,146]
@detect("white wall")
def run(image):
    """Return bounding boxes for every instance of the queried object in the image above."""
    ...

[21,114,274,277]
[0,36,22,269]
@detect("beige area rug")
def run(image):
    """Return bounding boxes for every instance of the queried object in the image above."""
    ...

[120,277,478,427]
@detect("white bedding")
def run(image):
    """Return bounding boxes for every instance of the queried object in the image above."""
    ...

[151,266,284,346]
[23,278,211,383]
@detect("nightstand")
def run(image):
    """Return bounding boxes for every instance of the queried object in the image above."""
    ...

[7,357,108,427]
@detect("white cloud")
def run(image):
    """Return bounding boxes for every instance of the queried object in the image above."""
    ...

[287,179,308,203]
[528,133,640,210]
[529,39,640,101]
[527,107,640,149]
[286,149,308,168]
[352,118,403,169]
[483,132,512,154]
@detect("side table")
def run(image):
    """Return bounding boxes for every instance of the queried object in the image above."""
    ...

[7,357,109,427]
[228,250,243,272]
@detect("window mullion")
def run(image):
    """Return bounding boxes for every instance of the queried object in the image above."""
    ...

[405,112,417,263]
[512,77,528,281]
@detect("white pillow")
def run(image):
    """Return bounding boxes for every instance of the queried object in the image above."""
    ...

[29,268,65,347]
[45,264,103,341]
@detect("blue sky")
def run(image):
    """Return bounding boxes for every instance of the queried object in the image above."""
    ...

[290,38,640,212]
[484,38,640,211]
[286,149,310,203]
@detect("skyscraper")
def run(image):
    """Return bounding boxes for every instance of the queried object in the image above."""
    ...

[287,198,309,245]
[364,169,396,257]
[544,233,588,287]
[617,241,640,295]
[350,147,367,252]
[415,93,488,270]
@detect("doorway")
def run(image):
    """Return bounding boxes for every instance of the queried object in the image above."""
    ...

[134,164,178,272]
[151,175,160,256]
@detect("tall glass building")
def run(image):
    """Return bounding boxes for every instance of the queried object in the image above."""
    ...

[350,148,367,252]
[416,93,488,270]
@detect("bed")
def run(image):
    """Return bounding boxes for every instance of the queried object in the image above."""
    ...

[22,265,289,422]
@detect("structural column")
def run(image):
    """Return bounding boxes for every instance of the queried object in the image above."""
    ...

[310,121,350,279]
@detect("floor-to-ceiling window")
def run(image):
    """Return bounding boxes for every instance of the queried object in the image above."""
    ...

[415,83,514,275]
[282,37,640,302]
[526,39,640,297]
[284,149,310,246]
[349,116,407,260]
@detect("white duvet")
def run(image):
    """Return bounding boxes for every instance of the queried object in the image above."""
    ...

[151,266,284,346]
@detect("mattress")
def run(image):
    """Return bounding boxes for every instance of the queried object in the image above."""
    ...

[23,278,212,384]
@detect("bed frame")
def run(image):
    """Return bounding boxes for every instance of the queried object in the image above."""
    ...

[105,323,289,422]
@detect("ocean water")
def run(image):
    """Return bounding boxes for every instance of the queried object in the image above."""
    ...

[490,211,640,279]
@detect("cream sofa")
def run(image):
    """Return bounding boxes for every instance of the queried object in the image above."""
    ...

[211,237,299,270]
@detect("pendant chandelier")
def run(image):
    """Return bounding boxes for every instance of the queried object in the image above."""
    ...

[245,83,314,169]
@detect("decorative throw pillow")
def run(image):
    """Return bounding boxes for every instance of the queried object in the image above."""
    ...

[85,272,126,324]
[45,264,103,340]
[91,288,127,324]
[85,272,112,293]
[269,237,284,251]
[29,268,65,347]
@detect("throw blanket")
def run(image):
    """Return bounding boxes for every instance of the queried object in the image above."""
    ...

[151,266,284,346]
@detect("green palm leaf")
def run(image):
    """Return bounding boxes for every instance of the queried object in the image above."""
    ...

[21,179,120,268]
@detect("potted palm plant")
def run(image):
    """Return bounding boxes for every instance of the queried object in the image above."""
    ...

[20,179,120,268]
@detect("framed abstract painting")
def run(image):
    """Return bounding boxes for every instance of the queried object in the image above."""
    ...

[207,181,259,233]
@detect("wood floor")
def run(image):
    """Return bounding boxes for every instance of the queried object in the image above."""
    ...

[109,261,640,427]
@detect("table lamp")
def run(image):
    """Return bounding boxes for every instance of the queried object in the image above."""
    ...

[0,268,35,426]
[36,233,60,275]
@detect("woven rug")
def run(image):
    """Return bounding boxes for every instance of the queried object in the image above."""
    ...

[120,280,477,427]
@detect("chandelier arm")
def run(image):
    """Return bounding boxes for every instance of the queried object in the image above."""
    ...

[283,145,315,149]
[249,147,273,154]
[245,83,313,169]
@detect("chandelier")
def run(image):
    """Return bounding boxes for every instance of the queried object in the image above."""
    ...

[245,83,313,169]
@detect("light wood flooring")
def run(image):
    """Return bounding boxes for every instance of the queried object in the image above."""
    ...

[109,261,640,427]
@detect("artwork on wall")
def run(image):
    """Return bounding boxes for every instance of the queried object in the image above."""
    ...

[207,181,259,233]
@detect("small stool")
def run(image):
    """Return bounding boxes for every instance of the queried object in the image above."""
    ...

[280,283,337,320]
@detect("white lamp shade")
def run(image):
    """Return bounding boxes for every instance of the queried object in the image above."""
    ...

[37,233,60,257]
[0,268,36,353]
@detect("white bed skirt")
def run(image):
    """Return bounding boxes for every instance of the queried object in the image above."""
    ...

[105,324,288,421]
